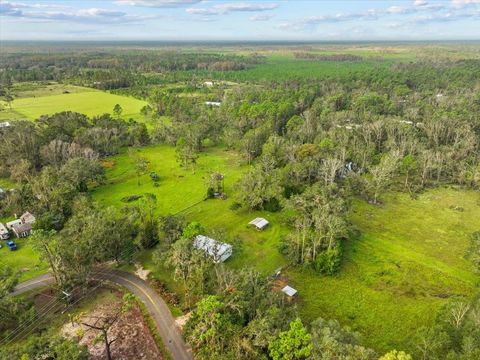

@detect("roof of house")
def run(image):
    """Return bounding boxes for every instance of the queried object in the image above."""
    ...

[0,121,11,128]
[20,211,36,224]
[12,222,32,234]
[281,285,298,297]
[193,235,232,258]
[6,219,22,229]
[249,217,269,229]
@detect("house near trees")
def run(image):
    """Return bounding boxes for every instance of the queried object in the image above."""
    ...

[193,235,232,263]
[12,223,33,238]
[249,217,269,230]
[6,211,36,238]
[0,121,11,128]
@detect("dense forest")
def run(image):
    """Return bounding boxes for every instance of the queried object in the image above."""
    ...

[1,44,479,360]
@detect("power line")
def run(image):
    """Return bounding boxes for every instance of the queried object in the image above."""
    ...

[1,244,138,346]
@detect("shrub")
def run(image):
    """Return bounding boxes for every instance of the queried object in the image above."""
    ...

[150,172,160,182]
[121,194,143,202]
[206,186,215,199]
[229,202,242,211]
[313,246,342,275]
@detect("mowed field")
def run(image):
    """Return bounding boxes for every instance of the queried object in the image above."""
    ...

[91,145,480,354]
[0,87,148,121]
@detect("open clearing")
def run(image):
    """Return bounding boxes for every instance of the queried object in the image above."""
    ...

[91,145,480,353]
[289,188,480,352]
[0,87,148,121]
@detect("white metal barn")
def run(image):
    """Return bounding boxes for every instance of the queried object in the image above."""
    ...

[193,235,233,263]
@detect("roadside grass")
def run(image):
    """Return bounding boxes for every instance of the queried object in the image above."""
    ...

[1,88,148,121]
[288,188,480,353]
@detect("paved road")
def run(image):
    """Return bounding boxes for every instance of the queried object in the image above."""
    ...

[13,269,193,360]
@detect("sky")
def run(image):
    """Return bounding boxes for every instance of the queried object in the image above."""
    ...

[0,0,479,41]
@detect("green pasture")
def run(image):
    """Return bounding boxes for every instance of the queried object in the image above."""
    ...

[92,145,288,275]
[1,88,148,121]
[289,188,480,352]
[11,82,90,99]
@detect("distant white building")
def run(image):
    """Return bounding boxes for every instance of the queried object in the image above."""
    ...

[193,235,232,263]
[249,217,269,231]
[0,122,11,128]
[0,223,9,240]
[205,101,221,107]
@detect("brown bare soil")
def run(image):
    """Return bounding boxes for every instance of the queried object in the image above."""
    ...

[61,290,163,360]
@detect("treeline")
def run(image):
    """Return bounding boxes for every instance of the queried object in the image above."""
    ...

[294,52,364,61]
[0,51,261,88]
[0,111,149,228]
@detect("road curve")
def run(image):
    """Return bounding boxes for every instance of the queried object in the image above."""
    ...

[13,269,193,360]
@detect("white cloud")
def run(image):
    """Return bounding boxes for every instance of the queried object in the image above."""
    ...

[451,0,480,7]
[187,2,278,16]
[0,1,155,23]
[249,13,273,21]
[414,0,428,6]
[116,0,201,8]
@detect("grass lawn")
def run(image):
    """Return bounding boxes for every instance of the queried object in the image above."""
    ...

[92,145,288,277]
[0,235,48,282]
[1,88,148,121]
[288,188,480,353]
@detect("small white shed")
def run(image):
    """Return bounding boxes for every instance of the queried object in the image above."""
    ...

[281,285,298,297]
[249,217,269,230]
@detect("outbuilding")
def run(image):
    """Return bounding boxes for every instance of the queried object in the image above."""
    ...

[0,121,11,128]
[193,235,233,263]
[281,285,298,298]
[249,217,269,231]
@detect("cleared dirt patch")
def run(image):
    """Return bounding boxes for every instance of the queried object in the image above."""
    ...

[61,289,163,360]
